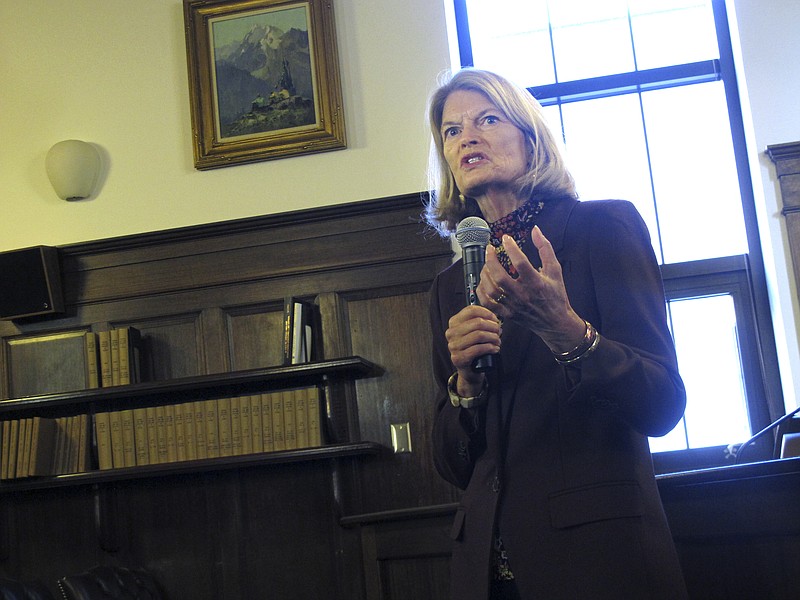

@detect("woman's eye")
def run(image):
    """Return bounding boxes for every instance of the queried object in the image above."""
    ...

[444,127,459,139]
[483,115,500,125]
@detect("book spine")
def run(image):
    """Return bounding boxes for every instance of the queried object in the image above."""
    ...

[175,403,187,462]
[110,329,121,386]
[282,390,296,450]
[98,331,113,388]
[230,396,242,456]
[95,412,113,470]
[24,416,38,477]
[53,417,68,475]
[218,397,232,457]
[77,414,90,473]
[145,406,159,464]
[271,392,285,451]
[155,406,168,464]
[182,403,196,461]
[240,395,252,456]
[1,420,11,479]
[7,419,19,479]
[133,408,149,466]
[261,394,274,452]
[164,404,177,463]
[283,297,296,366]
[118,327,130,385]
[307,387,323,447]
[193,401,208,460]
[84,332,100,389]
[120,409,136,467]
[250,395,263,454]
[204,399,220,458]
[295,388,308,449]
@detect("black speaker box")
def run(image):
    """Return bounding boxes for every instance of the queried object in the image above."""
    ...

[0,246,65,320]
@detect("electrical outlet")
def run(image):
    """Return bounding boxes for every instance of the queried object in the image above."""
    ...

[391,422,412,453]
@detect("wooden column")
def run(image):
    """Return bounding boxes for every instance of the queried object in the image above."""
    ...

[767,141,800,290]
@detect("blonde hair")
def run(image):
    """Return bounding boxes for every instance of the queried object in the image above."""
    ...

[425,68,576,234]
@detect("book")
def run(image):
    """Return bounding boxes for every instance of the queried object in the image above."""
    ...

[120,409,136,467]
[283,298,314,365]
[230,396,242,456]
[174,403,187,462]
[145,406,159,464]
[164,404,177,463]
[307,387,323,447]
[155,405,168,464]
[6,330,96,397]
[193,401,207,460]
[218,397,232,457]
[1,420,11,479]
[28,417,58,477]
[110,328,121,386]
[84,332,100,389]
[183,402,196,461]
[133,408,149,466]
[271,392,285,451]
[294,388,308,449]
[204,399,220,458]
[76,414,90,473]
[17,417,30,477]
[282,390,296,450]
[98,330,113,388]
[250,395,263,453]
[240,396,252,456]
[7,419,19,479]
[118,326,144,385]
[94,412,113,470]
[260,393,274,452]
[62,416,76,473]
[52,417,69,474]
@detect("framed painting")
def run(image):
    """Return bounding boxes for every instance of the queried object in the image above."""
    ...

[183,0,346,170]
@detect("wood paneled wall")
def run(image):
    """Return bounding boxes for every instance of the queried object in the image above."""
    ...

[0,194,460,599]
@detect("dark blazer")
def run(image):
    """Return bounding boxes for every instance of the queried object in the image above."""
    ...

[429,197,689,599]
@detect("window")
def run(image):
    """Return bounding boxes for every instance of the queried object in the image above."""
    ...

[453,0,784,471]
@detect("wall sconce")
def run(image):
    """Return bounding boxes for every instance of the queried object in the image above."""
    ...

[45,140,101,201]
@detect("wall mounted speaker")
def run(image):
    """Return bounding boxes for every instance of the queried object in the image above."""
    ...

[0,246,64,320]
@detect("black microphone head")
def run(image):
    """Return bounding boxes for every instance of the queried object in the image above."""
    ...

[455,217,491,249]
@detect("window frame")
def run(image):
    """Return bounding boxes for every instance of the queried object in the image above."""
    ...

[451,0,785,471]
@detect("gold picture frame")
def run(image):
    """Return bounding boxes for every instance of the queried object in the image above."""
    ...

[183,0,346,170]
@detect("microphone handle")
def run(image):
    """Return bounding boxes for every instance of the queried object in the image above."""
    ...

[462,245,495,373]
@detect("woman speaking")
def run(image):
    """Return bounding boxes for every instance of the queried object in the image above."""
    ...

[426,68,689,600]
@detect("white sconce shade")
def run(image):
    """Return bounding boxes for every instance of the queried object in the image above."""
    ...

[45,140,101,201]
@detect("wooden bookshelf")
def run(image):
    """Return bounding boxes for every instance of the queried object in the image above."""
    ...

[0,357,383,492]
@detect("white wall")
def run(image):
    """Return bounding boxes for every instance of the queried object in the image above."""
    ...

[729,0,800,409]
[0,0,450,250]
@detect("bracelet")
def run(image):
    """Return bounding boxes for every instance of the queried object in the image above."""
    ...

[553,321,600,365]
[447,372,488,409]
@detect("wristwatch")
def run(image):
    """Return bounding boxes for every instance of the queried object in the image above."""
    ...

[447,372,488,409]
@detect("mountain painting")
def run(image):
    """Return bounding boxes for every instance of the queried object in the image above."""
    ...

[209,5,317,140]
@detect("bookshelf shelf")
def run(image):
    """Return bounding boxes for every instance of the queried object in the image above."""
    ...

[0,356,380,416]
[0,441,384,494]
[0,356,382,492]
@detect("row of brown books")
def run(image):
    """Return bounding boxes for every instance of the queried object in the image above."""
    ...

[0,414,91,480]
[85,326,144,389]
[95,387,324,470]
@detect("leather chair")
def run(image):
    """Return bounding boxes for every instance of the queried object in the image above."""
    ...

[0,577,55,600]
[56,566,163,600]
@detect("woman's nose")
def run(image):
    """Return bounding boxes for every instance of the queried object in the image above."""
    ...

[460,126,479,146]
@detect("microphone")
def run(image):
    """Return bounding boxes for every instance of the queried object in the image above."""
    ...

[455,216,494,372]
